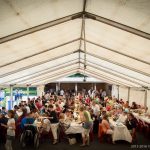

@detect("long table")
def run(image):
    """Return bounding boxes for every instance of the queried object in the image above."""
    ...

[133,113,150,124]
[65,121,84,134]
[109,119,132,143]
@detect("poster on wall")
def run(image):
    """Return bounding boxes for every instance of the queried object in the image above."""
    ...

[0,89,5,108]
[0,87,37,109]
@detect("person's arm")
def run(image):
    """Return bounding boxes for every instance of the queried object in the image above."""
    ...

[1,121,16,130]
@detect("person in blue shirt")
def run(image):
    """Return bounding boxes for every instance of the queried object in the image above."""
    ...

[21,111,35,129]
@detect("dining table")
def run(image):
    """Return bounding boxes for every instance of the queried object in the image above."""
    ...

[109,118,132,143]
[65,121,84,134]
[133,113,150,125]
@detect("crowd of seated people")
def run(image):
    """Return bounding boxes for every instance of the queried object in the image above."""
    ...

[0,88,150,149]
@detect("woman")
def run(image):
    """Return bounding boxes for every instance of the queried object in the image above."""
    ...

[1,110,16,150]
[48,105,59,145]
[101,114,113,135]
[125,113,137,139]
[79,106,93,147]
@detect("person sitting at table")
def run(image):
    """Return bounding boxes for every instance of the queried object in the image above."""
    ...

[21,111,35,129]
[64,109,73,123]
[79,106,93,147]
[47,105,59,145]
[101,114,113,135]
[116,109,128,124]
[124,101,129,108]
[39,113,51,135]
[59,113,70,131]
[125,113,137,140]
[131,102,138,109]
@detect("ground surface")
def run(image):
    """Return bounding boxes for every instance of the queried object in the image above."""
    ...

[0,133,149,150]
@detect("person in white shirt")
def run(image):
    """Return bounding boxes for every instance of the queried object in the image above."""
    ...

[25,104,31,114]
[91,101,100,117]
[117,110,128,124]
[60,90,64,96]
[40,113,51,134]
[1,110,16,150]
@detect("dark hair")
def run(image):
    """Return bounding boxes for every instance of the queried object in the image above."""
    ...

[103,114,108,120]
[49,104,53,108]
[128,112,134,118]
[79,106,85,112]
[8,110,15,118]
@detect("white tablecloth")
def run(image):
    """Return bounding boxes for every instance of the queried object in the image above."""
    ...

[133,113,150,124]
[109,119,132,143]
[65,122,84,134]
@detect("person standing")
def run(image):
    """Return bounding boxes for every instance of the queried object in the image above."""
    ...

[1,110,16,150]
[48,105,59,144]
[79,106,93,147]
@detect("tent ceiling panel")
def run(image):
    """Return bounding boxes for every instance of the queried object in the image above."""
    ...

[85,69,140,88]
[86,0,150,34]
[16,64,79,85]
[80,41,150,75]
[0,0,83,37]
[79,69,132,87]
[85,19,150,63]
[0,54,79,85]
[85,66,141,87]
[80,58,150,87]
[80,53,150,83]
[0,19,81,66]
[32,70,78,86]
[0,41,79,76]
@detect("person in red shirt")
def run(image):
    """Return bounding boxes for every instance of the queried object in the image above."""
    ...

[35,100,42,110]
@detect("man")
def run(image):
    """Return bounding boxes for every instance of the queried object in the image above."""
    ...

[48,105,59,144]
[79,106,93,147]
[1,107,7,116]
[91,101,100,117]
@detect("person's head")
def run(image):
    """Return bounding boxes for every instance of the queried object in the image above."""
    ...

[79,106,85,112]
[8,110,15,118]
[48,104,54,111]
[127,113,134,120]
[2,107,5,111]
[28,111,35,118]
[56,104,59,108]
[103,114,108,120]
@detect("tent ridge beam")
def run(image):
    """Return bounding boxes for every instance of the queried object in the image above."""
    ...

[85,12,150,40]
[0,12,82,44]
[0,38,80,68]
[83,39,150,65]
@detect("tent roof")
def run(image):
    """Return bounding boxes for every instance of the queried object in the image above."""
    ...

[0,0,150,87]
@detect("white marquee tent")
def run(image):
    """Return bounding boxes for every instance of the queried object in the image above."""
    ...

[0,0,150,107]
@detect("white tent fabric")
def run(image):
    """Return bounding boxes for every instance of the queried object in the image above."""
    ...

[0,0,150,92]
[118,86,129,101]
[129,89,145,106]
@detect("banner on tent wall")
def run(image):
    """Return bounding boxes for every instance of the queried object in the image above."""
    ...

[1,87,37,108]
[0,89,5,108]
